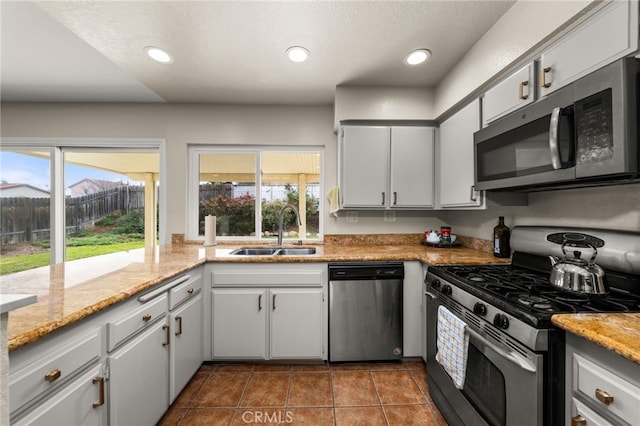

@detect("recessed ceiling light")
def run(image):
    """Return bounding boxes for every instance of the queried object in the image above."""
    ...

[145,46,173,64]
[405,49,431,66]
[286,46,310,63]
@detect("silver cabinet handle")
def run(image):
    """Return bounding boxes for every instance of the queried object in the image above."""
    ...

[549,107,562,169]
[272,294,277,310]
[470,185,478,202]
[381,192,385,205]
[393,192,397,205]
[518,80,529,100]
[541,66,552,88]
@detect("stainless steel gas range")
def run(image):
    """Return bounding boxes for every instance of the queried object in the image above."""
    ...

[425,226,640,426]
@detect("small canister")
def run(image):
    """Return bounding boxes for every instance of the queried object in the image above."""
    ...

[440,226,452,244]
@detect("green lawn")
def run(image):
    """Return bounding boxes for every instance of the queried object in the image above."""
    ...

[0,240,145,276]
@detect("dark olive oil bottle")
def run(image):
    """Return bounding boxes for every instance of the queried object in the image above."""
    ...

[493,216,511,258]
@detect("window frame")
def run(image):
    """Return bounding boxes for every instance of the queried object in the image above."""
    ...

[187,145,324,243]
[0,137,165,265]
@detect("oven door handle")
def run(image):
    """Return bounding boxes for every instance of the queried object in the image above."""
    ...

[466,327,537,373]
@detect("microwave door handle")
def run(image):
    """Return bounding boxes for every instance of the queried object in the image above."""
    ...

[549,107,563,169]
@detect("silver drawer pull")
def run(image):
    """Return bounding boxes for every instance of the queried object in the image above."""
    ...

[595,388,614,405]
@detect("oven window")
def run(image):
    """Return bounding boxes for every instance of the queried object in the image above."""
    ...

[462,343,506,426]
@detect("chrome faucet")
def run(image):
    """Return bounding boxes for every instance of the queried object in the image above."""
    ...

[277,204,301,246]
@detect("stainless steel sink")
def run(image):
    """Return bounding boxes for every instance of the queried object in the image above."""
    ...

[275,247,316,255]
[230,247,316,256]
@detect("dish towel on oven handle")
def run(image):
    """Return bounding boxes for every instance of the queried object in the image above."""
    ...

[435,305,470,389]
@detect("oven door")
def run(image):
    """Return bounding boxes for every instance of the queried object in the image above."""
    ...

[426,293,543,426]
[474,84,576,191]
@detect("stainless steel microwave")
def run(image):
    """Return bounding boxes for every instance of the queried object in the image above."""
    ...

[474,57,639,191]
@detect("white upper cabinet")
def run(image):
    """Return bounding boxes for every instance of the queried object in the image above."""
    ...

[389,126,435,208]
[482,62,535,126]
[339,124,435,209]
[436,99,483,208]
[340,125,390,208]
[539,0,638,98]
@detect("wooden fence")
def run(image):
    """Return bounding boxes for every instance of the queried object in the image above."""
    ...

[1,186,145,245]
[1,184,234,245]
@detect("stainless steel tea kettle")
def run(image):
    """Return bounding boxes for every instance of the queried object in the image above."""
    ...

[549,242,608,294]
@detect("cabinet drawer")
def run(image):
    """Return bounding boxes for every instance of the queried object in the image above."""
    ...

[13,364,105,426]
[10,328,101,413]
[107,294,167,352]
[571,397,614,426]
[573,353,640,425]
[169,273,202,310]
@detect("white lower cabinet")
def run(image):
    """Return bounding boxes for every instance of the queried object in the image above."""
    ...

[402,261,423,358]
[269,288,323,359]
[13,364,106,426]
[210,263,327,361]
[212,289,268,359]
[170,292,203,402]
[108,318,170,426]
[212,287,325,360]
[565,333,640,426]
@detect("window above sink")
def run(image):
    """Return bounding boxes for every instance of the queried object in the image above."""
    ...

[186,146,324,244]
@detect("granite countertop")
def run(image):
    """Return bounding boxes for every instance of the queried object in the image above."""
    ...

[2,240,504,352]
[551,313,640,364]
[4,239,639,364]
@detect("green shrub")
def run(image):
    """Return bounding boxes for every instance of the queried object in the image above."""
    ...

[115,210,145,234]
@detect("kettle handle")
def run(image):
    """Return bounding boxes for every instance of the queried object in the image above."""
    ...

[561,241,598,263]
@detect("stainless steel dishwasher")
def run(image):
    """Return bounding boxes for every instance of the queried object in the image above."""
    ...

[328,262,403,362]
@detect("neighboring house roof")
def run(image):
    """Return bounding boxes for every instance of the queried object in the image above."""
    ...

[68,178,122,197]
[0,183,50,198]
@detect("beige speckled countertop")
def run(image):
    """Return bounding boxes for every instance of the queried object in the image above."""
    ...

[2,239,507,352]
[552,313,640,364]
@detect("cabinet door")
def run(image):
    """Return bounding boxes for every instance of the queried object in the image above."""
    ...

[170,293,203,403]
[270,288,324,359]
[540,1,637,98]
[340,126,390,208]
[212,289,267,359]
[483,62,535,126]
[390,127,435,208]
[437,99,483,208]
[13,365,105,426]
[108,320,169,426]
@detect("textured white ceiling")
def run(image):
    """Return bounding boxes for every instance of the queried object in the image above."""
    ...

[1,1,516,105]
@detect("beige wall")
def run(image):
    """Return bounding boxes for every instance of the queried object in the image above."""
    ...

[0,102,447,241]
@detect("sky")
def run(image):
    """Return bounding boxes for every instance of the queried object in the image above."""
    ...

[0,151,129,191]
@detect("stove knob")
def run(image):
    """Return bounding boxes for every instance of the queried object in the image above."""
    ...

[493,313,509,330]
[473,302,487,316]
[441,284,452,296]
[430,279,441,289]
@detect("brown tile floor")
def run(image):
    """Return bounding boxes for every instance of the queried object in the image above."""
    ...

[158,360,447,426]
